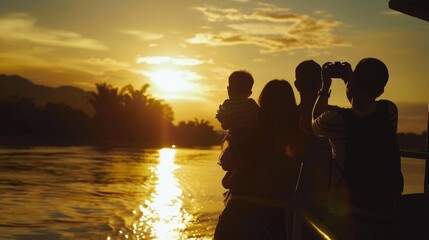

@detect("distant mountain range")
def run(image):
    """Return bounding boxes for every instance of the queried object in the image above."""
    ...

[0,74,94,116]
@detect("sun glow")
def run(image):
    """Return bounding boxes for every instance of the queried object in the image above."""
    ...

[146,69,199,94]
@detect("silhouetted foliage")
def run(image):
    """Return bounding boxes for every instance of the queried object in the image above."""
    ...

[87,83,218,147]
[0,96,97,146]
[0,91,220,148]
[88,83,126,145]
[173,118,223,147]
[0,88,425,149]
[118,84,174,147]
[0,75,427,149]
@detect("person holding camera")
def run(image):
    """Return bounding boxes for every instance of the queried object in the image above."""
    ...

[293,60,341,220]
[312,58,403,239]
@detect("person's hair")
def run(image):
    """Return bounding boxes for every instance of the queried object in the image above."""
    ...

[353,58,389,98]
[228,70,254,95]
[295,60,322,92]
[258,79,300,140]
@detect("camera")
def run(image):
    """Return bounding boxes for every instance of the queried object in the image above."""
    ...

[325,61,348,78]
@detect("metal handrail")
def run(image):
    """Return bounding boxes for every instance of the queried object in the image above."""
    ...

[293,202,337,240]
[400,149,429,192]
[400,149,429,159]
[293,149,429,240]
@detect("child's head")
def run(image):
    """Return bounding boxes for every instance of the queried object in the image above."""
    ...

[348,58,388,99]
[228,70,254,99]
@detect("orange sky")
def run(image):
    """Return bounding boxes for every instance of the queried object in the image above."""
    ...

[0,0,428,133]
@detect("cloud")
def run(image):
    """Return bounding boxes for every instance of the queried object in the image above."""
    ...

[119,30,164,41]
[188,4,348,53]
[382,10,402,15]
[98,69,148,85]
[254,2,290,13]
[252,58,267,62]
[136,56,205,66]
[193,5,295,23]
[0,13,107,50]
[192,7,240,22]
[86,58,130,68]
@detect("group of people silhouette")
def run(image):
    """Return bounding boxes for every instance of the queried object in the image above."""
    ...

[214,58,404,240]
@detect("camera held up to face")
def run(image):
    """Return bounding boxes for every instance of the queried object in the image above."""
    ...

[324,61,349,79]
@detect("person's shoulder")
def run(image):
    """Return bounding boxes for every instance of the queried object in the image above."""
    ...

[221,99,232,109]
[327,104,344,112]
[245,98,257,104]
[377,99,396,106]
[377,99,398,115]
[313,109,348,138]
[313,109,347,130]
[317,104,347,121]
[247,98,259,107]
[318,109,346,123]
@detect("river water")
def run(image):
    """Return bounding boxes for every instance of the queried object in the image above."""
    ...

[0,146,425,240]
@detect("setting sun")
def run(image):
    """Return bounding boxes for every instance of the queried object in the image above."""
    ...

[146,68,199,94]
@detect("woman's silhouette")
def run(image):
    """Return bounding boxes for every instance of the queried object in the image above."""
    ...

[214,79,306,239]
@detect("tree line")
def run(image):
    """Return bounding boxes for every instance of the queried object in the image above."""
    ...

[0,81,425,149]
[0,83,223,148]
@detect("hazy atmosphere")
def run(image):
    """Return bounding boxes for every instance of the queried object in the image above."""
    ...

[1,1,428,239]
[0,0,427,133]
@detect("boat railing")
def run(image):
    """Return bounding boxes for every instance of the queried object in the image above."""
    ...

[292,201,337,240]
[293,3,429,239]
[292,149,429,240]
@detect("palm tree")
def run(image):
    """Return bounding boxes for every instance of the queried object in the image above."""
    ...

[174,118,221,147]
[88,83,125,145]
[120,83,175,147]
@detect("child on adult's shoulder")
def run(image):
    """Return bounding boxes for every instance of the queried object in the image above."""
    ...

[216,70,259,133]
[216,70,259,190]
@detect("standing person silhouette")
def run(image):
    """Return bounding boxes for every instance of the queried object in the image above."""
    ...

[214,79,306,240]
[293,60,341,239]
[312,58,403,239]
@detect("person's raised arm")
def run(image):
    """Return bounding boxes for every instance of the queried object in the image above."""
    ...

[312,63,332,121]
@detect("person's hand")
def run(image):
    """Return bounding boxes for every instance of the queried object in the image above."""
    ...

[342,62,353,85]
[321,62,333,91]
[216,104,225,121]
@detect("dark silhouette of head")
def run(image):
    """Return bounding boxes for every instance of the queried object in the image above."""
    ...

[294,60,322,94]
[228,70,254,99]
[348,58,389,99]
[258,79,299,133]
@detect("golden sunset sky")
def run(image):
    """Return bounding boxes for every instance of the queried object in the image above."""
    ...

[0,0,427,133]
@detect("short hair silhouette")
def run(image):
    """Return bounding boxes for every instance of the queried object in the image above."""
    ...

[295,60,322,92]
[353,58,389,98]
[228,70,254,95]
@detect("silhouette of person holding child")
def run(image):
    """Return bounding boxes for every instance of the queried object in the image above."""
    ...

[215,78,306,239]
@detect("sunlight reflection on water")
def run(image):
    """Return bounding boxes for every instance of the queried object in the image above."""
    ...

[125,148,192,239]
[0,147,424,239]
[0,147,225,240]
